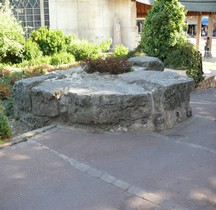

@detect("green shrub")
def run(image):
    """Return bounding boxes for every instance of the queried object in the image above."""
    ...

[23,39,42,61]
[67,40,102,61]
[99,39,111,52]
[50,52,75,65]
[164,41,204,84]
[30,27,67,55]
[141,0,186,60]
[113,45,129,58]
[0,114,12,140]
[84,57,131,75]
[0,0,25,63]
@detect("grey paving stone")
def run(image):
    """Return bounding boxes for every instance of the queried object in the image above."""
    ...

[113,179,130,191]
[87,168,102,178]
[59,153,69,161]
[127,186,147,198]
[67,158,79,167]
[100,173,116,184]
[74,163,91,172]
[49,148,60,155]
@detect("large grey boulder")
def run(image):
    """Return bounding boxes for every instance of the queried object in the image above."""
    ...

[13,65,194,131]
[128,56,164,71]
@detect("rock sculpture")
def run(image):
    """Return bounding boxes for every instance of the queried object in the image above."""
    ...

[14,57,194,131]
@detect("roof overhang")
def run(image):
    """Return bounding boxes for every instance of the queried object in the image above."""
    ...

[136,0,216,12]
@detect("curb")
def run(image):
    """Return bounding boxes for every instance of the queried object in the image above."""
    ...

[0,124,57,149]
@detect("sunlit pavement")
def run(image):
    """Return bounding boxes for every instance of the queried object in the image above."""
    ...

[0,87,215,210]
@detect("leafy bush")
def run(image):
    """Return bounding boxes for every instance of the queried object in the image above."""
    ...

[141,0,186,60]
[50,52,75,66]
[0,0,25,63]
[113,45,129,58]
[30,27,68,55]
[23,39,42,61]
[99,39,111,52]
[0,114,12,140]
[84,57,131,75]
[67,40,102,61]
[164,42,204,84]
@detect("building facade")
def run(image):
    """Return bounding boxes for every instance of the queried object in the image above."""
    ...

[10,0,138,49]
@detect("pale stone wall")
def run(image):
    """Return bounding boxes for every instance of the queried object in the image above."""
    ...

[49,0,138,49]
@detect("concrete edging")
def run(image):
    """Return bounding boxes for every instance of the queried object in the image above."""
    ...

[0,124,57,149]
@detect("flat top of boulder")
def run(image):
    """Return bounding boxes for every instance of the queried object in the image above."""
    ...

[31,70,150,96]
[16,66,194,98]
[127,56,164,71]
[120,70,193,88]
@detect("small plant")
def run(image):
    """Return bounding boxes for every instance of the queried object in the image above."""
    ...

[84,57,131,75]
[0,114,12,140]
[7,71,23,85]
[0,83,12,100]
[50,52,75,65]
[113,45,129,58]
[3,98,14,116]
[25,68,47,78]
[0,68,12,78]
[0,100,5,115]
[99,39,111,52]
[0,100,12,140]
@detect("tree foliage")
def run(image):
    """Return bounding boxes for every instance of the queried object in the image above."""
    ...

[141,0,204,84]
[141,0,186,60]
[0,0,25,63]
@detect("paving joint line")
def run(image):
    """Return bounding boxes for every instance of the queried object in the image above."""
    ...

[153,128,216,155]
[28,139,169,210]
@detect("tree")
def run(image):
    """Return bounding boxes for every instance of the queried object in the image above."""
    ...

[141,0,204,85]
[0,0,25,63]
[141,0,186,60]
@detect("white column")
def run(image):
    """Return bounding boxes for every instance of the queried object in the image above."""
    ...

[196,14,202,50]
[40,0,45,27]
[207,13,214,53]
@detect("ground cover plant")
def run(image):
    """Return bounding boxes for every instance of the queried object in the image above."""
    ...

[83,57,131,75]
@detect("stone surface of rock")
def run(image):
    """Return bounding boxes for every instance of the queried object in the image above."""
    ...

[128,56,164,71]
[14,65,194,131]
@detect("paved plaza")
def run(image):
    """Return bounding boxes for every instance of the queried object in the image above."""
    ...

[0,87,215,210]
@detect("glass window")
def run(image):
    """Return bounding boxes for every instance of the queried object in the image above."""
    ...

[10,0,50,38]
